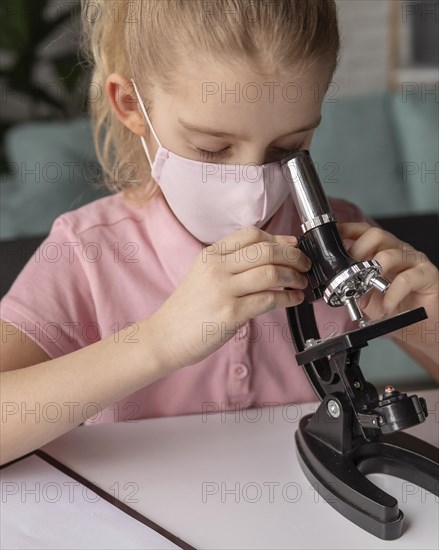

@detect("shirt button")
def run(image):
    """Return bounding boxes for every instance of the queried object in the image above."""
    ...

[234,363,249,379]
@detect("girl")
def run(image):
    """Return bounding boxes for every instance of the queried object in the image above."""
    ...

[1,0,437,466]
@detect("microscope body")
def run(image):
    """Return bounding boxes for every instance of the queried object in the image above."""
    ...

[280,148,431,436]
[280,149,438,540]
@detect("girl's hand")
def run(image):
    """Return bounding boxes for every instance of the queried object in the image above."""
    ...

[151,225,311,370]
[338,222,439,353]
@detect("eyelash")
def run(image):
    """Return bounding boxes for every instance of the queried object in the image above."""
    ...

[195,146,231,160]
[195,144,304,161]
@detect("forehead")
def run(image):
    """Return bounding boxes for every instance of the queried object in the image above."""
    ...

[155,58,330,139]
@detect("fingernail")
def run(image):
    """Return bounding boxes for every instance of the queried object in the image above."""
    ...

[282,235,298,244]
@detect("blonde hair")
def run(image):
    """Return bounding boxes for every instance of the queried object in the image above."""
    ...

[79,0,341,206]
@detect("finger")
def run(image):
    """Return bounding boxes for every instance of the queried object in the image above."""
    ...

[382,265,434,314]
[237,287,305,318]
[230,264,308,297]
[374,247,419,276]
[337,222,372,240]
[338,222,398,247]
[210,224,297,256]
[343,226,402,260]
[224,240,312,275]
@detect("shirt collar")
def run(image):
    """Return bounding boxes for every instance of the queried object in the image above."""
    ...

[150,191,300,289]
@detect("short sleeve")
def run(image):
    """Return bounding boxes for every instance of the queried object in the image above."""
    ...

[0,215,100,359]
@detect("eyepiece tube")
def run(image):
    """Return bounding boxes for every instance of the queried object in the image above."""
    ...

[281,149,335,231]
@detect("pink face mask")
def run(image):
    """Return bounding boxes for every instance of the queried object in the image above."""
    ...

[131,78,290,244]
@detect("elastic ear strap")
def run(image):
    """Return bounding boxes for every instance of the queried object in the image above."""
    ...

[130,78,163,148]
[140,135,153,168]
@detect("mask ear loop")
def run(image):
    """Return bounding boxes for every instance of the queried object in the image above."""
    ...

[130,78,162,169]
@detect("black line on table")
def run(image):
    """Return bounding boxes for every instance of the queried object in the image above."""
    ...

[0,450,36,469]
[35,449,197,550]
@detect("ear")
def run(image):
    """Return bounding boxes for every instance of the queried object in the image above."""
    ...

[106,73,146,137]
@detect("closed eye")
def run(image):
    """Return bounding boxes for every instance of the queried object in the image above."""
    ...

[195,146,231,160]
[195,143,305,161]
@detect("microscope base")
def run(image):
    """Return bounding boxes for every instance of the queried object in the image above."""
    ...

[295,409,439,540]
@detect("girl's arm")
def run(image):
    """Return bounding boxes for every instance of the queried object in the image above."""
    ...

[0,315,178,466]
[1,226,314,466]
[338,222,439,382]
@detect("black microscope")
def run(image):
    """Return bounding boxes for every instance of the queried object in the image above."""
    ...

[281,149,438,540]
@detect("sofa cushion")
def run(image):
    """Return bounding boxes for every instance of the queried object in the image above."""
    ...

[311,91,411,216]
[1,117,109,240]
[389,87,439,212]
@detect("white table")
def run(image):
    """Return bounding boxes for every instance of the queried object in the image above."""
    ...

[1,454,182,549]
[3,389,439,549]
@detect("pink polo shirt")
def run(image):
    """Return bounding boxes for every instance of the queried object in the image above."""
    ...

[0,188,377,425]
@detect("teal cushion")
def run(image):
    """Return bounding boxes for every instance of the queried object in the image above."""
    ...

[311,91,411,216]
[390,88,439,213]
[361,338,434,388]
[1,117,110,240]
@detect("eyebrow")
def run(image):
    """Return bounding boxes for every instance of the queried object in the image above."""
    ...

[178,115,322,139]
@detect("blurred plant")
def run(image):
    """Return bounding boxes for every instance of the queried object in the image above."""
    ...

[0,0,89,174]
